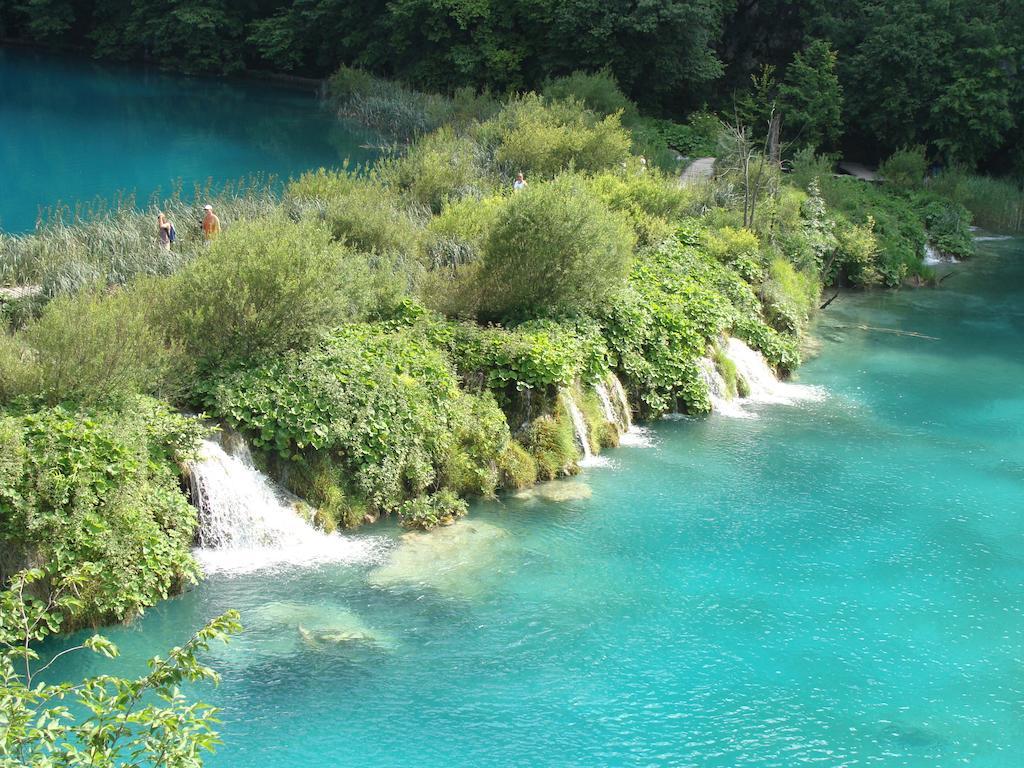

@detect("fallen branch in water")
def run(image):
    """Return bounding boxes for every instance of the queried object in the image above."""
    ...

[939,271,957,284]
[833,323,939,340]
[820,291,840,309]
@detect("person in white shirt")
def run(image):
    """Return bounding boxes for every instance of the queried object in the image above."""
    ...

[513,172,528,191]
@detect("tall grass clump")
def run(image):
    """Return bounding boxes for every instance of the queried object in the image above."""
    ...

[0,179,281,295]
[930,169,1024,233]
[328,66,497,144]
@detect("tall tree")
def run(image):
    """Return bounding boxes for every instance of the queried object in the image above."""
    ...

[778,40,842,151]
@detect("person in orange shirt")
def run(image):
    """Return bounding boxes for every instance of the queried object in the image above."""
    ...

[202,204,221,240]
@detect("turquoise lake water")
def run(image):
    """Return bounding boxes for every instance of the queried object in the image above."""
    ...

[0,48,376,233]
[45,235,1024,766]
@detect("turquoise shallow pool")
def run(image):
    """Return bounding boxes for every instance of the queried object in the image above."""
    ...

[0,48,376,233]
[47,237,1024,766]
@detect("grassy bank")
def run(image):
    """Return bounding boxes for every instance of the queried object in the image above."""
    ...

[0,69,978,626]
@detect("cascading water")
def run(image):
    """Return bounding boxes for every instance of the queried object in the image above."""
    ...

[696,357,751,419]
[924,243,958,265]
[188,439,384,575]
[561,391,608,467]
[594,382,619,428]
[724,338,825,408]
[609,374,632,431]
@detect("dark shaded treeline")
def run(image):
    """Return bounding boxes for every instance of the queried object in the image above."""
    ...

[2,0,1022,171]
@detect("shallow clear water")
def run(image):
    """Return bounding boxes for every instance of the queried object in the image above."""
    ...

[0,48,376,233]
[47,237,1024,766]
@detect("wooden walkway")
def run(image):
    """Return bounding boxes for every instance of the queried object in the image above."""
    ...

[679,157,715,185]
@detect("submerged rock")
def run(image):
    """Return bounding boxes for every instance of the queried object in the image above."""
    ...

[514,480,593,503]
[251,601,394,650]
[367,519,512,597]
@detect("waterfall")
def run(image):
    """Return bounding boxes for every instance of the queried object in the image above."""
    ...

[724,338,825,408]
[696,357,751,419]
[188,439,384,575]
[924,243,959,265]
[561,391,607,467]
[608,373,632,431]
[595,382,618,427]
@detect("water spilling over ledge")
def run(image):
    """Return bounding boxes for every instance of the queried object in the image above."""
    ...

[187,439,387,575]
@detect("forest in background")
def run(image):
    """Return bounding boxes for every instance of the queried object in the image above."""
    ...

[2,0,1023,173]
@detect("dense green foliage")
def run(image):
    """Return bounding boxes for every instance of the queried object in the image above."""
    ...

[1,568,240,767]
[4,0,1023,174]
[0,398,202,624]
[0,75,985,633]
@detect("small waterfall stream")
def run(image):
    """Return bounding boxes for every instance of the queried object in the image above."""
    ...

[561,391,608,467]
[609,374,632,431]
[188,439,383,575]
[723,338,825,410]
[595,382,618,427]
[696,357,750,419]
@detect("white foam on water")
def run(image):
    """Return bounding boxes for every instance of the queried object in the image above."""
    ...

[188,439,387,576]
[725,338,827,408]
[924,244,959,265]
[973,235,1014,242]
[617,426,655,447]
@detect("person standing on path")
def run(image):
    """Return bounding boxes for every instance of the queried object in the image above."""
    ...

[202,204,221,241]
[157,212,174,250]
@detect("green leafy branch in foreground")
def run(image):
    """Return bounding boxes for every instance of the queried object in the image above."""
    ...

[0,568,240,768]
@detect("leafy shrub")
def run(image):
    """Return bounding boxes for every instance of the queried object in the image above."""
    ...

[497,440,537,489]
[541,69,636,119]
[204,324,505,521]
[157,217,375,371]
[6,286,183,406]
[880,146,927,191]
[524,406,578,480]
[399,489,468,530]
[587,170,700,245]
[289,170,423,257]
[379,126,491,214]
[478,94,632,179]
[444,318,609,399]
[0,398,202,624]
[762,258,819,334]
[704,227,763,282]
[911,194,975,259]
[474,177,635,320]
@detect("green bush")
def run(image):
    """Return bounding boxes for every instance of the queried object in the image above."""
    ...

[474,177,635,320]
[4,286,183,406]
[158,217,376,371]
[524,406,578,480]
[497,440,538,489]
[880,146,927,191]
[762,257,819,334]
[0,398,202,624]
[289,170,423,257]
[478,94,632,179]
[541,69,636,119]
[444,318,609,400]
[398,489,468,530]
[587,170,700,246]
[204,324,506,521]
[704,227,763,282]
[377,126,490,213]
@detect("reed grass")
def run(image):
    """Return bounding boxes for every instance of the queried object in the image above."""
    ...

[929,169,1024,233]
[0,178,281,296]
